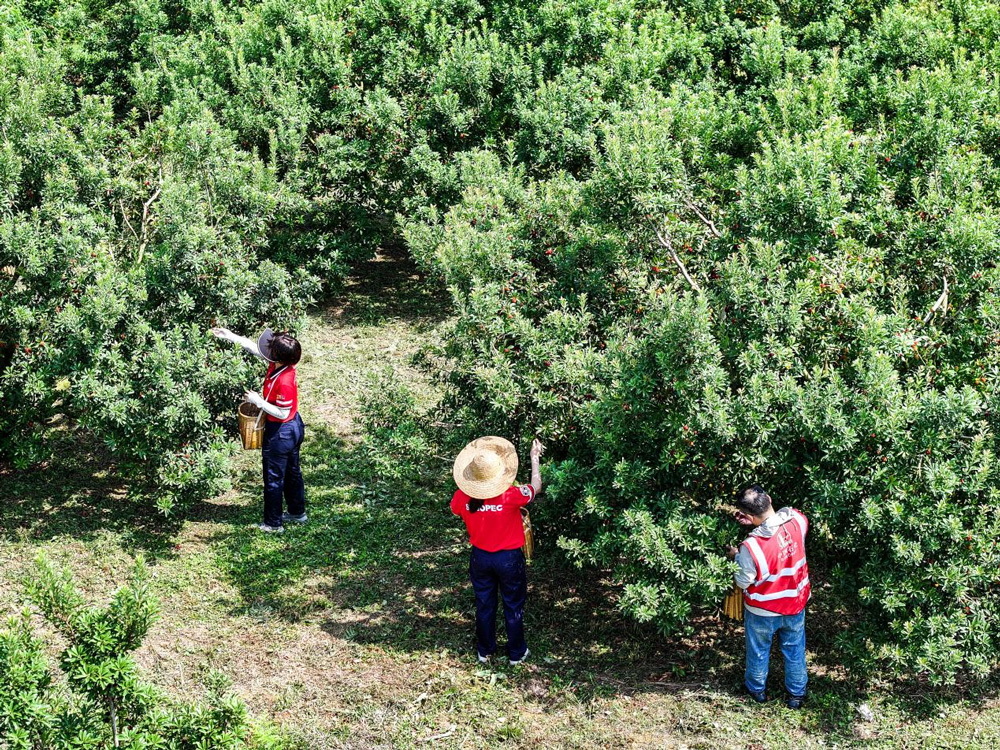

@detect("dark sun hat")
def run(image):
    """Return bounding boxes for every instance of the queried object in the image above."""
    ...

[256,328,277,362]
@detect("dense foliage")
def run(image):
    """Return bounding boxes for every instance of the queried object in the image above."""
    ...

[1,556,276,748]
[0,3,318,512]
[400,0,1000,684]
[3,0,1000,683]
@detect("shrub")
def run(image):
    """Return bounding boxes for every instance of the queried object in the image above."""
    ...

[4,555,283,748]
[405,2,1000,684]
[0,10,313,512]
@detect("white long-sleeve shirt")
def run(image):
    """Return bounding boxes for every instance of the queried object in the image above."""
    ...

[219,330,290,420]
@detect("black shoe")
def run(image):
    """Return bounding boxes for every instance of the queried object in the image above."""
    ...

[786,693,807,709]
[745,687,768,703]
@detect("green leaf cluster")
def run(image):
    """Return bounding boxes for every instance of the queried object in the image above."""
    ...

[1,556,280,748]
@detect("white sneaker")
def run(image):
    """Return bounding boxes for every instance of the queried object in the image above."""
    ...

[477,653,491,664]
[509,649,530,666]
[282,512,308,524]
[258,523,284,534]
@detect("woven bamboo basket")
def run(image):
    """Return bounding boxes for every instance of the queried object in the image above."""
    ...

[722,584,744,622]
[521,508,535,560]
[238,402,265,450]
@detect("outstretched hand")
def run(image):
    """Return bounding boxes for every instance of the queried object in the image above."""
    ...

[210,326,232,340]
[724,545,739,560]
[530,438,545,461]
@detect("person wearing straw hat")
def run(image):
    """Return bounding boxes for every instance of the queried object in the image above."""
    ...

[451,436,544,666]
[211,326,306,533]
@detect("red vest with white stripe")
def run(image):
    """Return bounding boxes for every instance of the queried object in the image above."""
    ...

[741,508,810,616]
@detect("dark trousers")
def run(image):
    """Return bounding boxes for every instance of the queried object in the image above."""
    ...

[262,413,305,527]
[469,547,527,661]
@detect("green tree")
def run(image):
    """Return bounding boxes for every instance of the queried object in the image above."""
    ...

[404,2,1000,683]
[28,556,160,746]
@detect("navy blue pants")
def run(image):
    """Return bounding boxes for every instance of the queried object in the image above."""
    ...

[469,547,527,661]
[262,413,305,527]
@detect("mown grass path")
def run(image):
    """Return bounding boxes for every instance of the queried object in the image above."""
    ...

[2,252,1000,748]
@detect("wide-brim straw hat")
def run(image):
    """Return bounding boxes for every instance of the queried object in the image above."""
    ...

[257,328,277,362]
[453,436,519,499]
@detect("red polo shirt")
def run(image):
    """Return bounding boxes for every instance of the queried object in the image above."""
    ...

[451,485,535,552]
[262,363,298,423]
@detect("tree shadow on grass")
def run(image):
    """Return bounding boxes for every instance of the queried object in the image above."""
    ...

[321,245,449,329]
[0,431,183,559]
[208,418,1000,744]
[212,423,758,691]
[210,423,458,617]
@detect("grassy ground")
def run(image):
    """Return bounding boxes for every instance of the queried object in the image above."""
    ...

[2,252,1000,749]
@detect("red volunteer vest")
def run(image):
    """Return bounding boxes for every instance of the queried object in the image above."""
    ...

[741,509,811,615]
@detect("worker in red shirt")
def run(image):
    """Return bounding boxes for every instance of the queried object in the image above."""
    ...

[451,436,544,665]
[211,327,306,533]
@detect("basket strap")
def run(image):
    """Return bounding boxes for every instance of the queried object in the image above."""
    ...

[261,366,287,401]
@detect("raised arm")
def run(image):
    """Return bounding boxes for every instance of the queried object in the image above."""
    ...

[211,327,267,360]
[529,438,544,496]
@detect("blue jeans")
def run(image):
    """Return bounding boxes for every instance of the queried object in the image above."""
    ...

[744,608,807,697]
[262,413,305,527]
[469,547,527,661]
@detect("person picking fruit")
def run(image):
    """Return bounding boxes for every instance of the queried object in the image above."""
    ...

[724,485,810,709]
[211,326,306,533]
[451,436,544,666]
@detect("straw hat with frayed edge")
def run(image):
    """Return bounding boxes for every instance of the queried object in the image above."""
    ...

[257,328,277,362]
[453,436,519,500]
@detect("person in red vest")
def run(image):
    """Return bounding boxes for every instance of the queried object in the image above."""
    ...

[211,326,306,533]
[725,485,809,709]
[451,436,544,665]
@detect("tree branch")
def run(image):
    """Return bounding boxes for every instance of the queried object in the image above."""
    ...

[654,226,703,294]
[683,199,721,238]
[921,276,948,325]
[119,199,140,245]
[135,172,163,266]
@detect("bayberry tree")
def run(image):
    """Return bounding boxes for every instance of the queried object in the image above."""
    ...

[404,1,1000,683]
